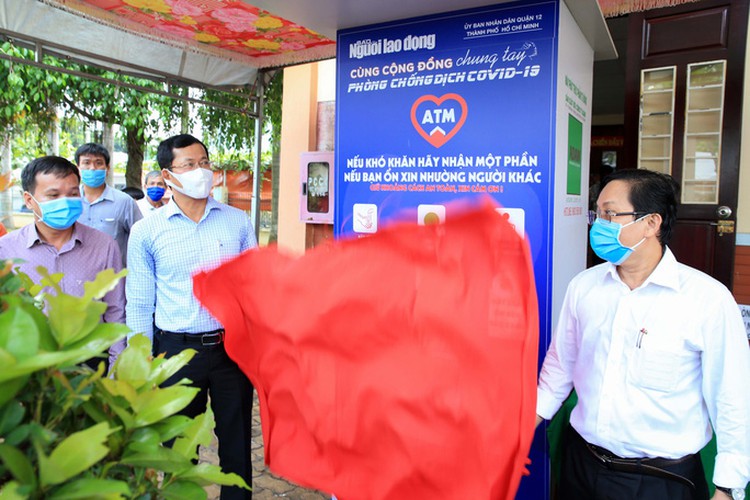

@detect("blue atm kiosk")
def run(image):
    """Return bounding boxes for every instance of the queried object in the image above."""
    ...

[334,0,616,497]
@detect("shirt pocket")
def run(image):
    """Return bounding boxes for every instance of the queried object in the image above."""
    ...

[98,217,117,232]
[628,348,681,393]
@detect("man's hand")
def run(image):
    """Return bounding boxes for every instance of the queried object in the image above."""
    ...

[535,414,544,429]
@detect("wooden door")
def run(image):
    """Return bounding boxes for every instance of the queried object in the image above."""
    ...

[624,0,749,288]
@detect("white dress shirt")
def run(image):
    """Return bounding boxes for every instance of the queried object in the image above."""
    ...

[136,197,161,218]
[537,248,750,488]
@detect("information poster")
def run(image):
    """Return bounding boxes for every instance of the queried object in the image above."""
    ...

[336,0,558,252]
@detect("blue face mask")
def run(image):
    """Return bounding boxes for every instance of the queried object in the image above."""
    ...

[30,195,83,230]
[80,169,106,188]
[146,186,166,202]
[589,216,647,265]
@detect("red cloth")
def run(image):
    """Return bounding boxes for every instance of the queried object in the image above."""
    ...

[193,202,539,500]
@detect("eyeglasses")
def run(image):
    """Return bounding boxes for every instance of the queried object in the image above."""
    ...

[587,209,647,225]
[171,160,212,172]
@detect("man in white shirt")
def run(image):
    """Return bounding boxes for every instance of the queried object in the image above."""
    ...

[136,170,168,217]
[536,169,750,500]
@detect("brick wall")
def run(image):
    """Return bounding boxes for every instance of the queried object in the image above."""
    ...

[733,246,750,305]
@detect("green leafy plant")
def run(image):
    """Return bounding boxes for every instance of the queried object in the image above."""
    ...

[210,150,272,175]
[0,262,249,499]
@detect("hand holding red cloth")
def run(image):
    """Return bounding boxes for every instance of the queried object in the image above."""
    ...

[193,202,539,500]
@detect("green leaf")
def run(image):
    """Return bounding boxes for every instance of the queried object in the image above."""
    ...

[161,479,207,500]
[129,427,161,447]
[148,415,193,442]
[148,348,196,387]
[132,386,200,427]
[35,267,64,293]
[0,349,105,383]
[0,307,40,360]
[48,478,130,499]
[121,445,191,472]
[98,378,138,406]
[0,481,25,500]
[65,322,129,356]
[172,407,214,460]
[38,422,114,486]
[0,376,29,408]
[0,443,35,486]
[177,463,250,489]
[82,269,126,301]
[4,424,31,447]
[45,292,106,347]
[112,335,151,388]
[0,401,25,435]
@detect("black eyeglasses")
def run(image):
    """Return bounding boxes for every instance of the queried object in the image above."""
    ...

[587,210,648,225]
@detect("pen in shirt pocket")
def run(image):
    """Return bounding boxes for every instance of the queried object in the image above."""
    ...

[636,327,648,348]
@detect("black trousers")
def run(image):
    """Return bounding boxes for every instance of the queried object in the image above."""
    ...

[156,333,254,500]
[558,426,709,500]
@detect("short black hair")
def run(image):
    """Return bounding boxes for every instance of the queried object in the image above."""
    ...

[156,134,209,170]
[600,169,680,247]
[121,186,144,200]
[74,143,110,166]
[21,156,81,194]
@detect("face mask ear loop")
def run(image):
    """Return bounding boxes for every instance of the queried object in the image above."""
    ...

[619,214,651,250]
[25,192,44,222]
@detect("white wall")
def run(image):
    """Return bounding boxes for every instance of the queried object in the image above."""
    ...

[551,1,594,329]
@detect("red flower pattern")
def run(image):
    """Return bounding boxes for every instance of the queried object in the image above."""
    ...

[78,0,334,57]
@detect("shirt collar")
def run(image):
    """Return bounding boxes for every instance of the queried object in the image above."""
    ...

[25,222,83,249]
[642,247,681,291]
[602,246,681,292]
[164,196,224,221]
[80,184,114,204]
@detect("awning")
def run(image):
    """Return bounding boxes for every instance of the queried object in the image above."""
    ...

[1,0,700,90]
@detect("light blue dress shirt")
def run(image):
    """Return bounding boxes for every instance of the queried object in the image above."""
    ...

[80,185,143,266]
[125,197,257,343]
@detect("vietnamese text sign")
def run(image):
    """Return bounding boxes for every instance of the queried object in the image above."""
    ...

[336,0,558,265]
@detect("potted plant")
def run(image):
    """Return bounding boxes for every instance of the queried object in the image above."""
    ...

[0,262,249,498]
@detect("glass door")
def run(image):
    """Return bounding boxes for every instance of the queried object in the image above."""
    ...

[638,67,676,174]
[682,60,726,204]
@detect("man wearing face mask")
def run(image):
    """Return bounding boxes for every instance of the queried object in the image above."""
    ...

[536,169,750,500]
[0,156,125,368]
[76,143,142,266]
[126,134,256,500]
[136,170,168,217]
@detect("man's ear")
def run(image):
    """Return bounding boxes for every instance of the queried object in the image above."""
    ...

[646,213,662,238]
[162,169,181,188]
[23,191,36,211]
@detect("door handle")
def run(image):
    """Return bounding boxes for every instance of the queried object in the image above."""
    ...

[717,205,733,218]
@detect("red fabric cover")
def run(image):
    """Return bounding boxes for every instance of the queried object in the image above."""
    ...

[193,202,539,500]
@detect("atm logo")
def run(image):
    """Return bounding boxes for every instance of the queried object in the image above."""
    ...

[410,93,468,148]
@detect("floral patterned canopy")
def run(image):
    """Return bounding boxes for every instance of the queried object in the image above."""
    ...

[48,0,336,68]
[43,0,699,71]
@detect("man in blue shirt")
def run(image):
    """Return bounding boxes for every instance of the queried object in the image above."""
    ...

[126,134,256,500]
[76,143,142,266]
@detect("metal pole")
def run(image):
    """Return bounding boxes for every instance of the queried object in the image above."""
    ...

[250,71,266,242]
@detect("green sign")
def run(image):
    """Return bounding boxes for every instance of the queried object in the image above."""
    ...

[567,114,582,195]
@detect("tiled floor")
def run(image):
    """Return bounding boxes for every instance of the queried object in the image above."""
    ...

[201,394,331,500]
